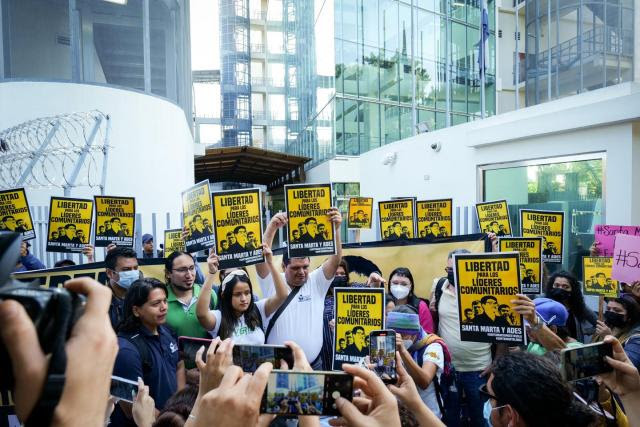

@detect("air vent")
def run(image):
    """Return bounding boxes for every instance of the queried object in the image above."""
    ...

[56,35,70,46]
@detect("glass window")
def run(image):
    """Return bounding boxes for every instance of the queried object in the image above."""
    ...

[267,31,284,54]
[342,40,359,96]
[417,108,435,132]
[451,22,467,69]
[341,0,358,42]
[400,107,413,139]
[380,0,399,52]
[149,2,177,99]
[252,126,265,148]
[451,67,468,113]
[335,98,344,155]
[269,63,285,87]
[398,3,412,104]
[360,101,381,152]
[269,94,285,120]
[416,59,436,107]
[360,45,380,99]
[343,99,360,155]
[361,0,379,47]
[382,104,400,145]
[380,46,399,102]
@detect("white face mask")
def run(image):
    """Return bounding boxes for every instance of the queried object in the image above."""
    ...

[390,284,410,300]
[403,339,414,350]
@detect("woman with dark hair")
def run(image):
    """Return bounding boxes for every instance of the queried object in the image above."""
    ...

[111,278,184,427]
[594,294,640,370]
[196,245,288,343]
[544,270,597,343]
[388,267,434,333]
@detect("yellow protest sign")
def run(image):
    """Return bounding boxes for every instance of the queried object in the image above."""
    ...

[285,183,336,258]
[94,196,135,247]
[212,188,264,269]
[182,180,216,253]
[520,209,564,263]
[499,237,543,294]
[583,256,618,298]
[0,188,35,240]
[333,287,384,370]
[164,228,185,258]
[453,252,524,344]
[417,199,452,238]
[379,199,415,240]
[46,197,93,253]
[476,200,512,236]
[347,197,373,230]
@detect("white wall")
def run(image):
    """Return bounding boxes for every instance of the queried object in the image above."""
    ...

[0,81,195,229]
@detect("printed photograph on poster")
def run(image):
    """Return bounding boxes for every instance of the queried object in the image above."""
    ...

[0,188,36,240]
[416,198,452,238]
[46,197,94,253]
[94,196,135,248]
[212,188,264,269]
[378,199,415,241]
[520,209,564,264]
[333,287,385,370]
[499,237,543,294]
[181,180,216,253]
[453,252,525,344]
[475,200,512,236]
[594,225,640,257]
[347,197,373,230]
[285,183,336,258]
[164,228,185,258]
[582,256,618,298]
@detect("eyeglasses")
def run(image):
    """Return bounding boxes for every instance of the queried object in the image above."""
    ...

[173,266,196,274]
[478,383,499,401]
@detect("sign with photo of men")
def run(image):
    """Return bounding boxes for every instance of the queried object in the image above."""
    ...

[416,198,452,238]
[347,197,373,230]
[0,188,35,240]
[379,199,415,241]
[181,180,216,253]
[94,196,135,247]
[46,197,93,253]
[583,256,618,298]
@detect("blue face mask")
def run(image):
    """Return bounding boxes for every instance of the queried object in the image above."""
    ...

[483,400,507,427]
[117,270,139,289]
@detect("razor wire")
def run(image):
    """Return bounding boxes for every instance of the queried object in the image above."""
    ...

[0,111,110,195]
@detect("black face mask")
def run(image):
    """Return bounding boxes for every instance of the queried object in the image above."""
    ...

[447,271,455,286]
[548,288,571,302]
[604,311,626,329]
[330,276,348,288]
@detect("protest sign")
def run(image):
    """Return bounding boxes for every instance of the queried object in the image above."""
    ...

[611,234,640,284]
[94,196,135,247]
[379,199,415,241]
[476,200,512,236]
[285,183,336,258]
[212,188,264,269]
[46,197,93,253]
[416,198,452,238]
[347,197,373,229]
[164,228,185,258]
[333,287,384,370]
[182,180,216,253]
[0,188,35,240]
[499,237,542,294]
[520,209,564,263]
[595,225,640,257]
[453,252,525,344]
[583,257,618,298]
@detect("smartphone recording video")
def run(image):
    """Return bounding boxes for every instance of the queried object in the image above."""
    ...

[370,330,397,384]
[232,344,294,372]
[178,336,212,362]
[110,376,139,403]
[561,341,614,382]
[261,370,353,416]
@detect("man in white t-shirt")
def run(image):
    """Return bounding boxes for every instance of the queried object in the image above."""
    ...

[255,209,342,368]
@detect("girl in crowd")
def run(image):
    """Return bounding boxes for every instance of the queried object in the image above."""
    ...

[195,245,288,343]
[388,267,434,333]
[595,293,640,369]
[544,271,597,343]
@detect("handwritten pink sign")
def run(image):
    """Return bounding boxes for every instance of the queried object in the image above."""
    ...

[611,234,640,283]
[595,225,640,257]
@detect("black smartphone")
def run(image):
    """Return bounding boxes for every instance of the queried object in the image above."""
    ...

[232,344,294,372]
[261,370,353,416]
[110,376,139,403]
[370,330,397,384]
[178,336,213,362]
[561,341,614,382]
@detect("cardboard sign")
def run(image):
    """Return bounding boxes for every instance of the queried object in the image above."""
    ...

[347,197,373,229]
[0,188,35,240]
[416,199,453,238]
[379,199,415,241]
[285,183,336,258]
[46,197,93,253]
[94,196,135,247]
[583,257,618,297]
[333,287,384,370]
[499,237,543,294]
[476,200,512,236]
[611,234,640,284]
[453,252,525,344]
[595,225,640,257]
[182,180,216,253]
[164,228,185,258]
[212,188,264,269]
[520,209,564,263]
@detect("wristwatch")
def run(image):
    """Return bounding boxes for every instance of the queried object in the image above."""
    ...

[530,315,545,332]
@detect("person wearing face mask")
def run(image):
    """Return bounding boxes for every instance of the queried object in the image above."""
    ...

[388,267,434,333]
[105,247,141,329]
[594,294,640,370]
[544,271,597,343]
[321,259,351,369]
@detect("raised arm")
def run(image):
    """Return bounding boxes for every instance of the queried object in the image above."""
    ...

[263,244,290,317]
[256,212,288,279]
[511,294,566,352]
[321,207,343,280]
[196,251,220,332]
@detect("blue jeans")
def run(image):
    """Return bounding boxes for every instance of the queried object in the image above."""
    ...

[443,370,487,427]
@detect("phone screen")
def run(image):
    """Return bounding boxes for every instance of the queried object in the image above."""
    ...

[110,376,139,403]
[233,345,294,372]
[561,342,614,382]
[261,370,353,416]
[178,336,212,363]
[370,330,397,384]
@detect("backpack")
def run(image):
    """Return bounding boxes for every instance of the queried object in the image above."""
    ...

[118,332,152,378]
[430,277,448,331]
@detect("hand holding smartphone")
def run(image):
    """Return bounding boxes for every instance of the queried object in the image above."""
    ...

[561,341,614,382]
[110,376,139,403]
[178,336,213,362]
[370,330,397,384]
[232,344,294,372]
